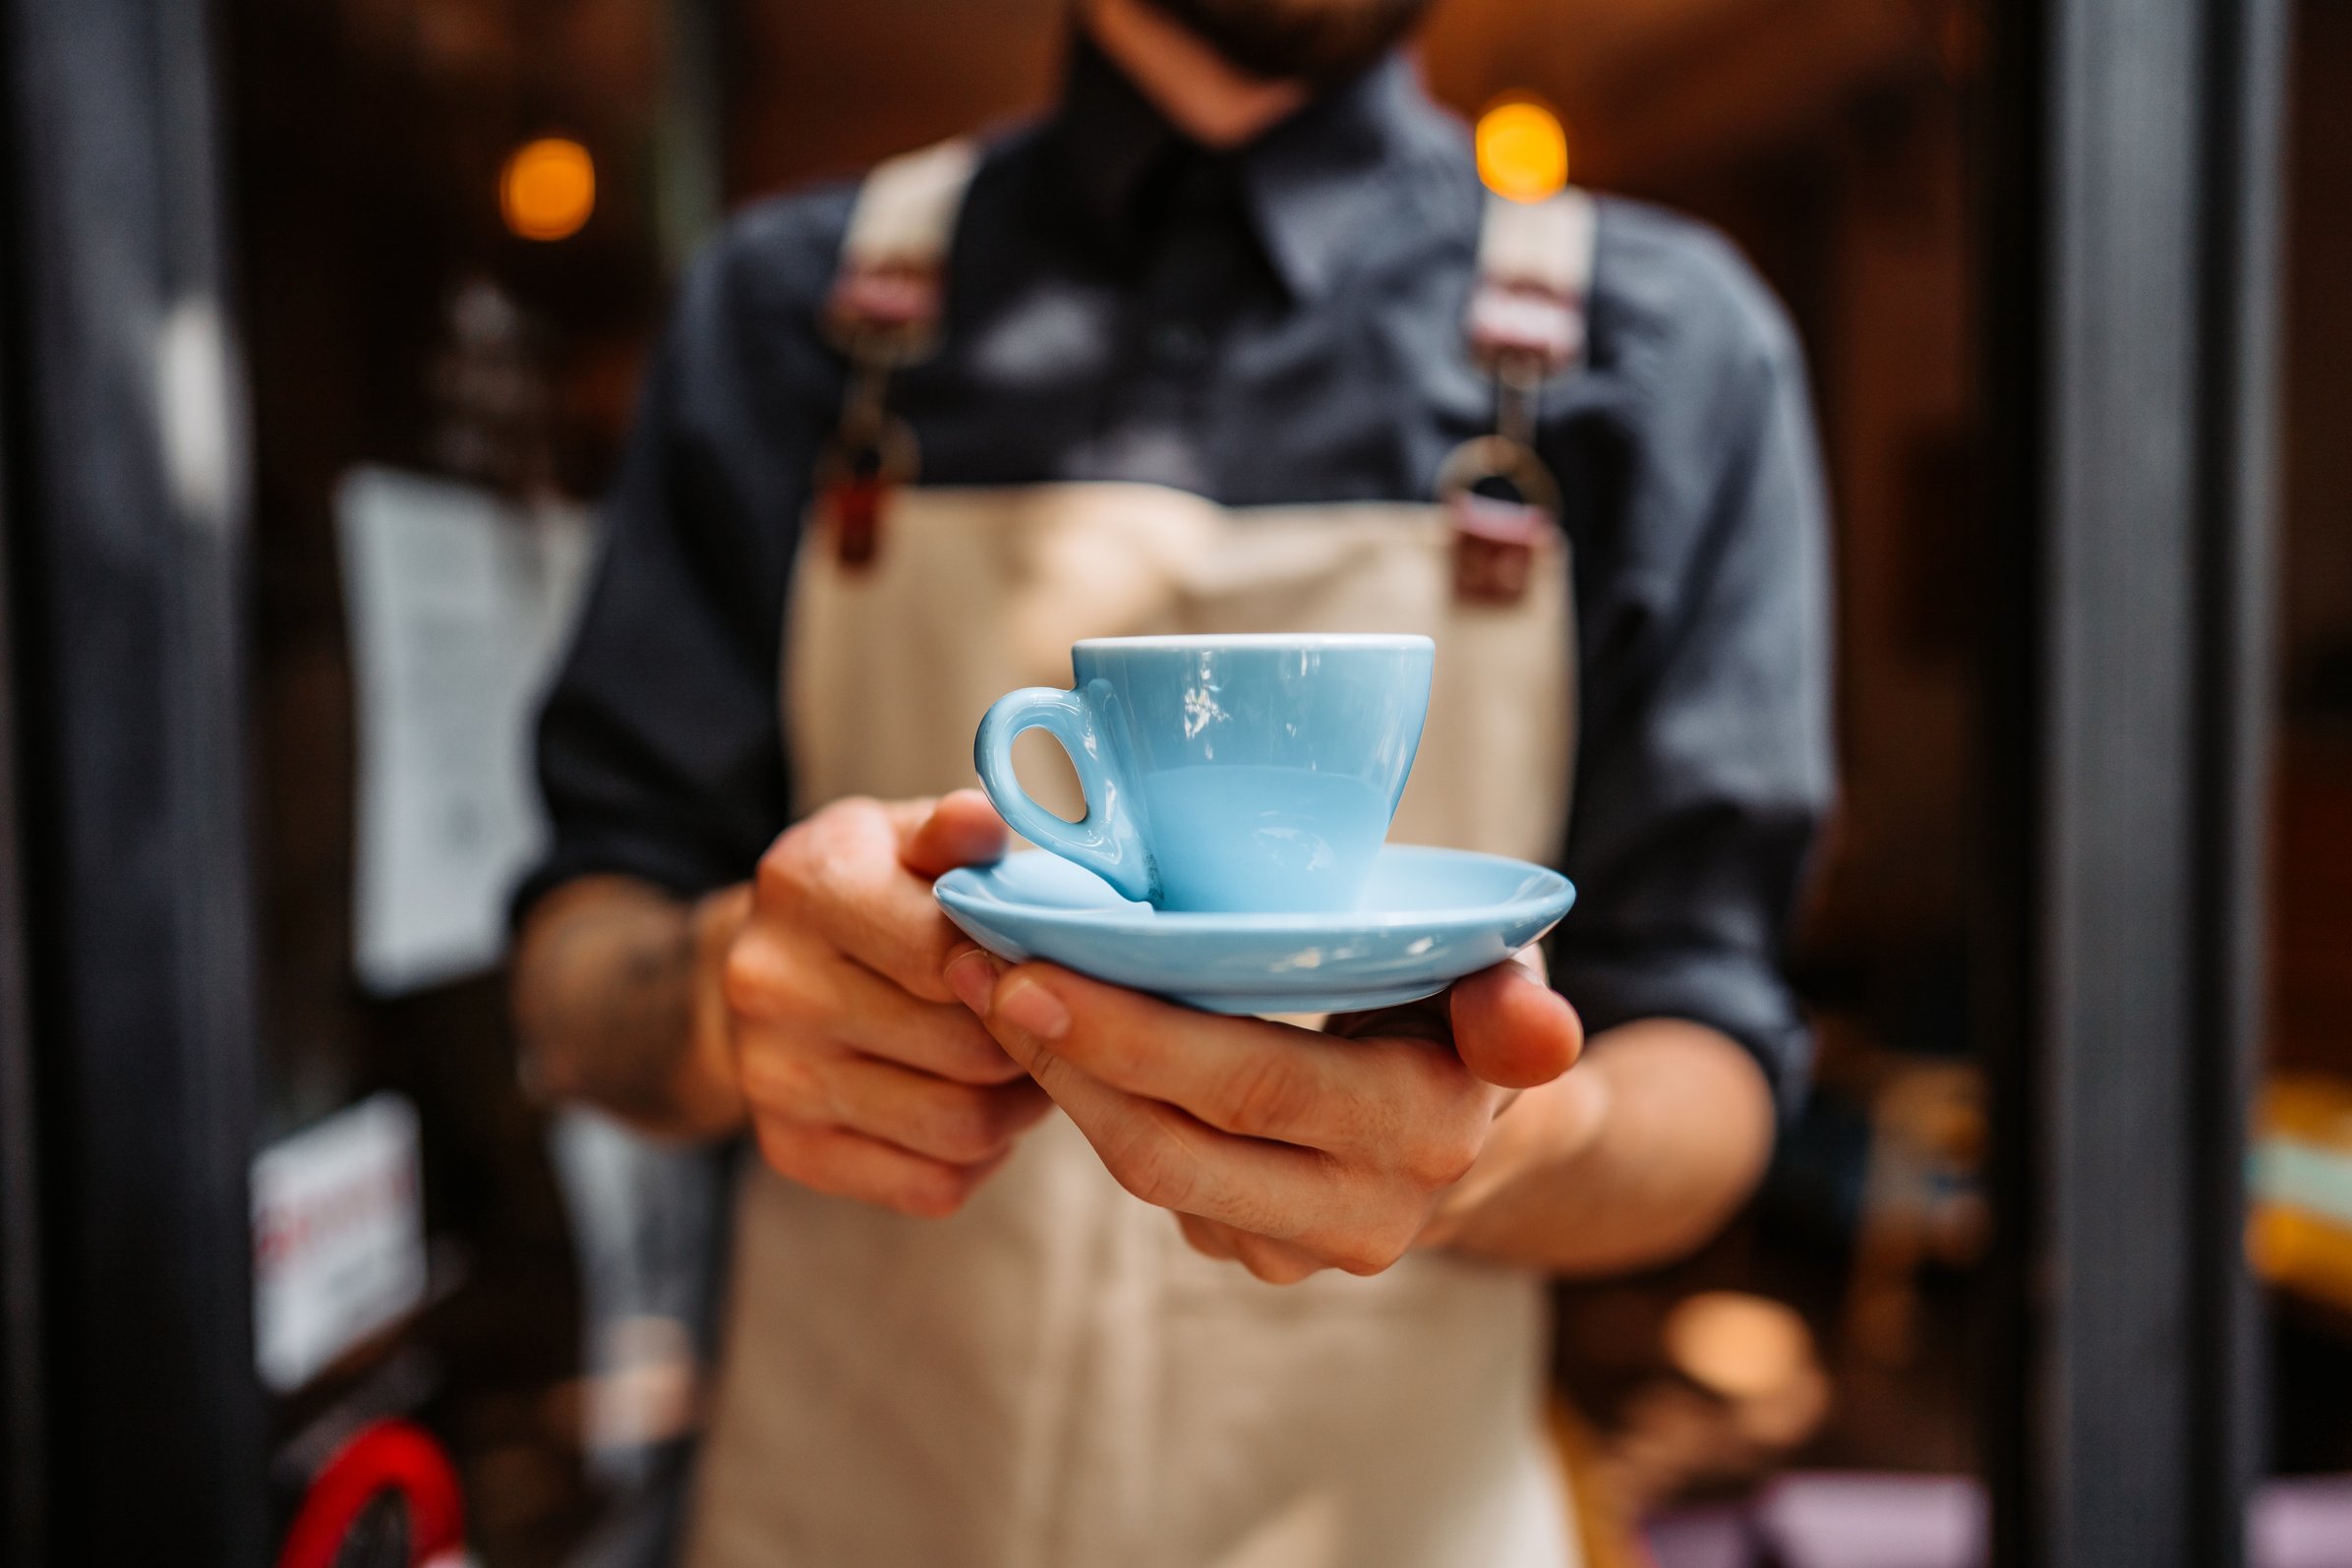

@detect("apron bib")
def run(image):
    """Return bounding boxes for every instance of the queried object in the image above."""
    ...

[686,141,1593,1568]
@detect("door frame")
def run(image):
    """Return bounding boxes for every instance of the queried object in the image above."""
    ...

[1979,0,2290,1563]
[0,0,268,1561]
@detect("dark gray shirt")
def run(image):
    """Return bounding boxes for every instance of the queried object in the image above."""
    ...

[525,38,1834,1104]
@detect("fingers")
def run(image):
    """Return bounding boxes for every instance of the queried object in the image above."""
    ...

[829,965,1029,1084]
[960,958,1548,1280]
[895,789,1008,880]
[1175,1211,1235,1258]
[750,1119,1007,1220]
[821,1054,1053,1164]
[1002,1033,1351,1251]
[726,919,1025,1084]
[755,797,980,1003]
[734,1015,1046,1213]
[723,796,1048,1222]
[969,965,1436,1271]
[975,961,1463,1160]
[1447,960,1582,1089]
[1176,1214,1326,1286]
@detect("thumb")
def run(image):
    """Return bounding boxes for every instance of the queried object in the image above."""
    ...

[896,788,1010,880]
[1448,959,1583,1090]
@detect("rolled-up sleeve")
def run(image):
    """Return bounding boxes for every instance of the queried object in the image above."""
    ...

[1551,213,1835,1112]
[515,192,852,920]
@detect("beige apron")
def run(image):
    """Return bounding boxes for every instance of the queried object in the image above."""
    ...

[685,143,1590,1568]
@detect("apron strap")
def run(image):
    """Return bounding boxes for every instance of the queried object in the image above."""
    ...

[1446,187,1595,602]
[1466,187,1598,381]
[815,142,1599,589]
[824,138,982,367]
[825,140,1597,381]
[816,140,982,564]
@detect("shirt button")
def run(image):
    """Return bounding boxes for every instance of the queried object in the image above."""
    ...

[1150,320,1207,365]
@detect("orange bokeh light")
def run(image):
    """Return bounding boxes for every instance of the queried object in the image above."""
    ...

[1475,98,1570,204]
[500,137,596,242]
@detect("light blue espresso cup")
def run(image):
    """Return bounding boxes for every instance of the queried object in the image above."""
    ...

[973,634,1435,913]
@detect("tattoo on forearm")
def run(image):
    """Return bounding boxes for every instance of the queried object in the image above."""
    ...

[525,892,699,1125]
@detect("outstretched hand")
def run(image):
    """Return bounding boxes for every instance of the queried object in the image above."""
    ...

[944,942,1583,1282]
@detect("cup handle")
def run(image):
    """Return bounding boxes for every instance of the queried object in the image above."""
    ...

[973,686,1157,904]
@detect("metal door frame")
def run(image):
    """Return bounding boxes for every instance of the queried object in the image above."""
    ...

[0,0,266,1561]
[1980,0,2290,1563]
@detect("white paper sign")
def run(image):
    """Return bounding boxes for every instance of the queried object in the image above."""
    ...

[252,1093,428,1392]
[338,466,594,993]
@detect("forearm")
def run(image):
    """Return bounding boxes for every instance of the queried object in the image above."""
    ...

[511,874,749,1140]
[1429,1017,1776,1275]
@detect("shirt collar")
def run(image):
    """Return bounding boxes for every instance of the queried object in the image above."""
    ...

[1046,29,1436,302]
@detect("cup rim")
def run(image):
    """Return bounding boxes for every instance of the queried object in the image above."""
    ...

[1071,632,1434,652]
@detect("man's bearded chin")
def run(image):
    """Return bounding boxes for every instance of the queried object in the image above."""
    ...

[1141,0,1436,86]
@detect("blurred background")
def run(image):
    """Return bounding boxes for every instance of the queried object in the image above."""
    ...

[2,0,2348,1565]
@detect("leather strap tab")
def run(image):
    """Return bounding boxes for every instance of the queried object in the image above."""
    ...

[1449,493,1554,605]
[823,138,980,365]
[1467,186,1597,377]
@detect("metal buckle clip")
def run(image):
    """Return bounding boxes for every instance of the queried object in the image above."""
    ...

[1437,434,1562,607]
[818,361,918,570]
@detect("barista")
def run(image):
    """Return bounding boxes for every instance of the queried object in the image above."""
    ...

[514,1,1831,1563]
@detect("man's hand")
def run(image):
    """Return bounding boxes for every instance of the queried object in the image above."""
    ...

[944,946,1584,1282]
[720,790,1053,1217]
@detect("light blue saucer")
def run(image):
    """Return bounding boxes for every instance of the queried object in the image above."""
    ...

[935,844,1575,1016]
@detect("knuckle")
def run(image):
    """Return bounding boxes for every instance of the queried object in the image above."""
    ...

[755,834,811,904]
[800,831,856,896]
[735,1046,820,1117]
[750,1121,814,1185]
[1238,1240,1319,1286]
[1403,1125,1484,1191]
[726,942,823,1027]
[1113,1147,1183,1210]
[821,796,890,857]
[1019,1041,1076,1097]
[1101,1122,1196,1212]
[760,802,870,903]
[925,1087,1006,1163]
[1216,1050,1315,1139]
[895,1164,978,1220]
[720,937,778,1017]
[1177,1216,1233,1260]
[1318,1229,1406,1278]
[1330,1242,1401,1278]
